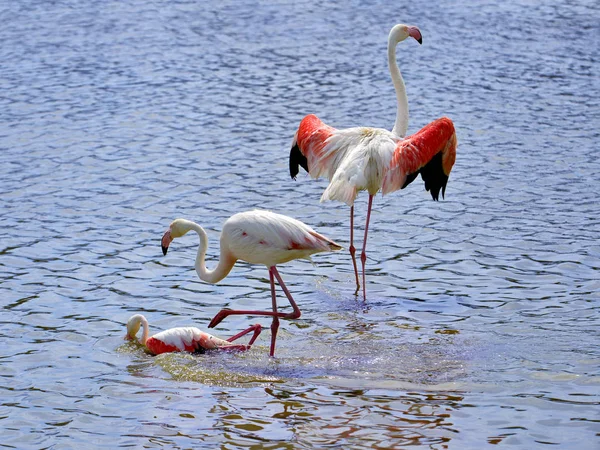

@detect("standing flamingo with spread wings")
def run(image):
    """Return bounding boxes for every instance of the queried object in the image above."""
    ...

[125,314,262,355]
[289,24,457,298]
[161,210,341,357]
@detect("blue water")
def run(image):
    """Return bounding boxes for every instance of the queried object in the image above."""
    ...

[1,0,599,448]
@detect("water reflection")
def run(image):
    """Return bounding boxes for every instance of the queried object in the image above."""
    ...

[211,386,465,447]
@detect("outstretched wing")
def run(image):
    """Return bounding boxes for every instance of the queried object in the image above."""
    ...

[382,117,457,200]
[290,114,354,181]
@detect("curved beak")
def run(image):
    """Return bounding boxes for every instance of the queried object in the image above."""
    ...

[161,230,173,256]
[407,26,423,45]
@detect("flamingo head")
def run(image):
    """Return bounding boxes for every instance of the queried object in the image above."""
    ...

[161,218,194,255]
[125,314,143,341]
[389,24,422,46]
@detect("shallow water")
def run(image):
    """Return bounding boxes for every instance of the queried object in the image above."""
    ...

[1,0,599,448]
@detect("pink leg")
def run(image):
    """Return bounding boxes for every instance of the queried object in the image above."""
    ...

[269,268,279,357]
[207,266,301,357]
[268,266,304,357]
[227,323,262,350]
[270,266,301,319]
[349,205,360,294]
[360,195,374,300]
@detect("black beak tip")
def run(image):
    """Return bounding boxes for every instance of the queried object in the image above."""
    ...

[417,37,423,45]
[161,245,168,256]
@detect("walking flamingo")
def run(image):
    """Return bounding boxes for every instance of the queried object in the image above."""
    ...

[160,210,342,357]
[125,314,262,355]
[289,24,457,298]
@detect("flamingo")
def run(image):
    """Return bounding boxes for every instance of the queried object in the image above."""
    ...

[289,24,457,298]
[160,210,342,357]
[124,314,262,355]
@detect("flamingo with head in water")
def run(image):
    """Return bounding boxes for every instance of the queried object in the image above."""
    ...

[289,24,457,299]
[125,314,262,355]
[161,209,342,357]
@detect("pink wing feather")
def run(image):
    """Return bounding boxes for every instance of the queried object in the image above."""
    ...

[290,114,340,180]
[382,117,457,199]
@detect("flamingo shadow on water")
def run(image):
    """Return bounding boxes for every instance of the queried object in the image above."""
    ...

[289,24,457,299]
[161,210,341,357]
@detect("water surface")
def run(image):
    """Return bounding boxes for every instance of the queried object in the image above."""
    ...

[1,0,599,448]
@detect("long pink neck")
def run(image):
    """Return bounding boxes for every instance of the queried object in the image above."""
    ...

[190,222,237,284]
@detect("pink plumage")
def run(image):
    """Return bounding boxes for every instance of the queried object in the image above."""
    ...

[383,117,457,196]
[146,327,232,354]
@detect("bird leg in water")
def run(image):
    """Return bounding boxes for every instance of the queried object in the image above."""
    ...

[220,323,263,351]
[349,205,360,294]
[207,266,302,357]
[360,195,374,300]
[269,268,279,356]
[268,265,304,356]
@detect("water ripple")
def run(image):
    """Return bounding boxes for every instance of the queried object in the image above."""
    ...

[1,0,599,448]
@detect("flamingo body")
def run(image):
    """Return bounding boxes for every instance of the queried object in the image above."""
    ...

[125,314,262,355]
[222,210,341,266]
[146,327,233,355]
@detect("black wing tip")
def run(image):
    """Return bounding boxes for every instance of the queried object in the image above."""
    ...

[427,179,448,201]
[417,152,451,202]
[401,171,419,190]
[289,142,308,180]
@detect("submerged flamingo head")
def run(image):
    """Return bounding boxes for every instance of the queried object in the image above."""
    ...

[161,229,173,256]
[389,24,423,45]
[125,314,144,340]
[161,219,194,255]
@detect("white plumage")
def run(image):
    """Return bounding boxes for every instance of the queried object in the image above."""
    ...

[151,326,231,350]
[318,128,399,206]
[223,210,339,265]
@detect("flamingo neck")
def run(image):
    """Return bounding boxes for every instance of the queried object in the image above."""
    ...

[388,39,409,137]
[139,315,149,346]
[190,222,236,284]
